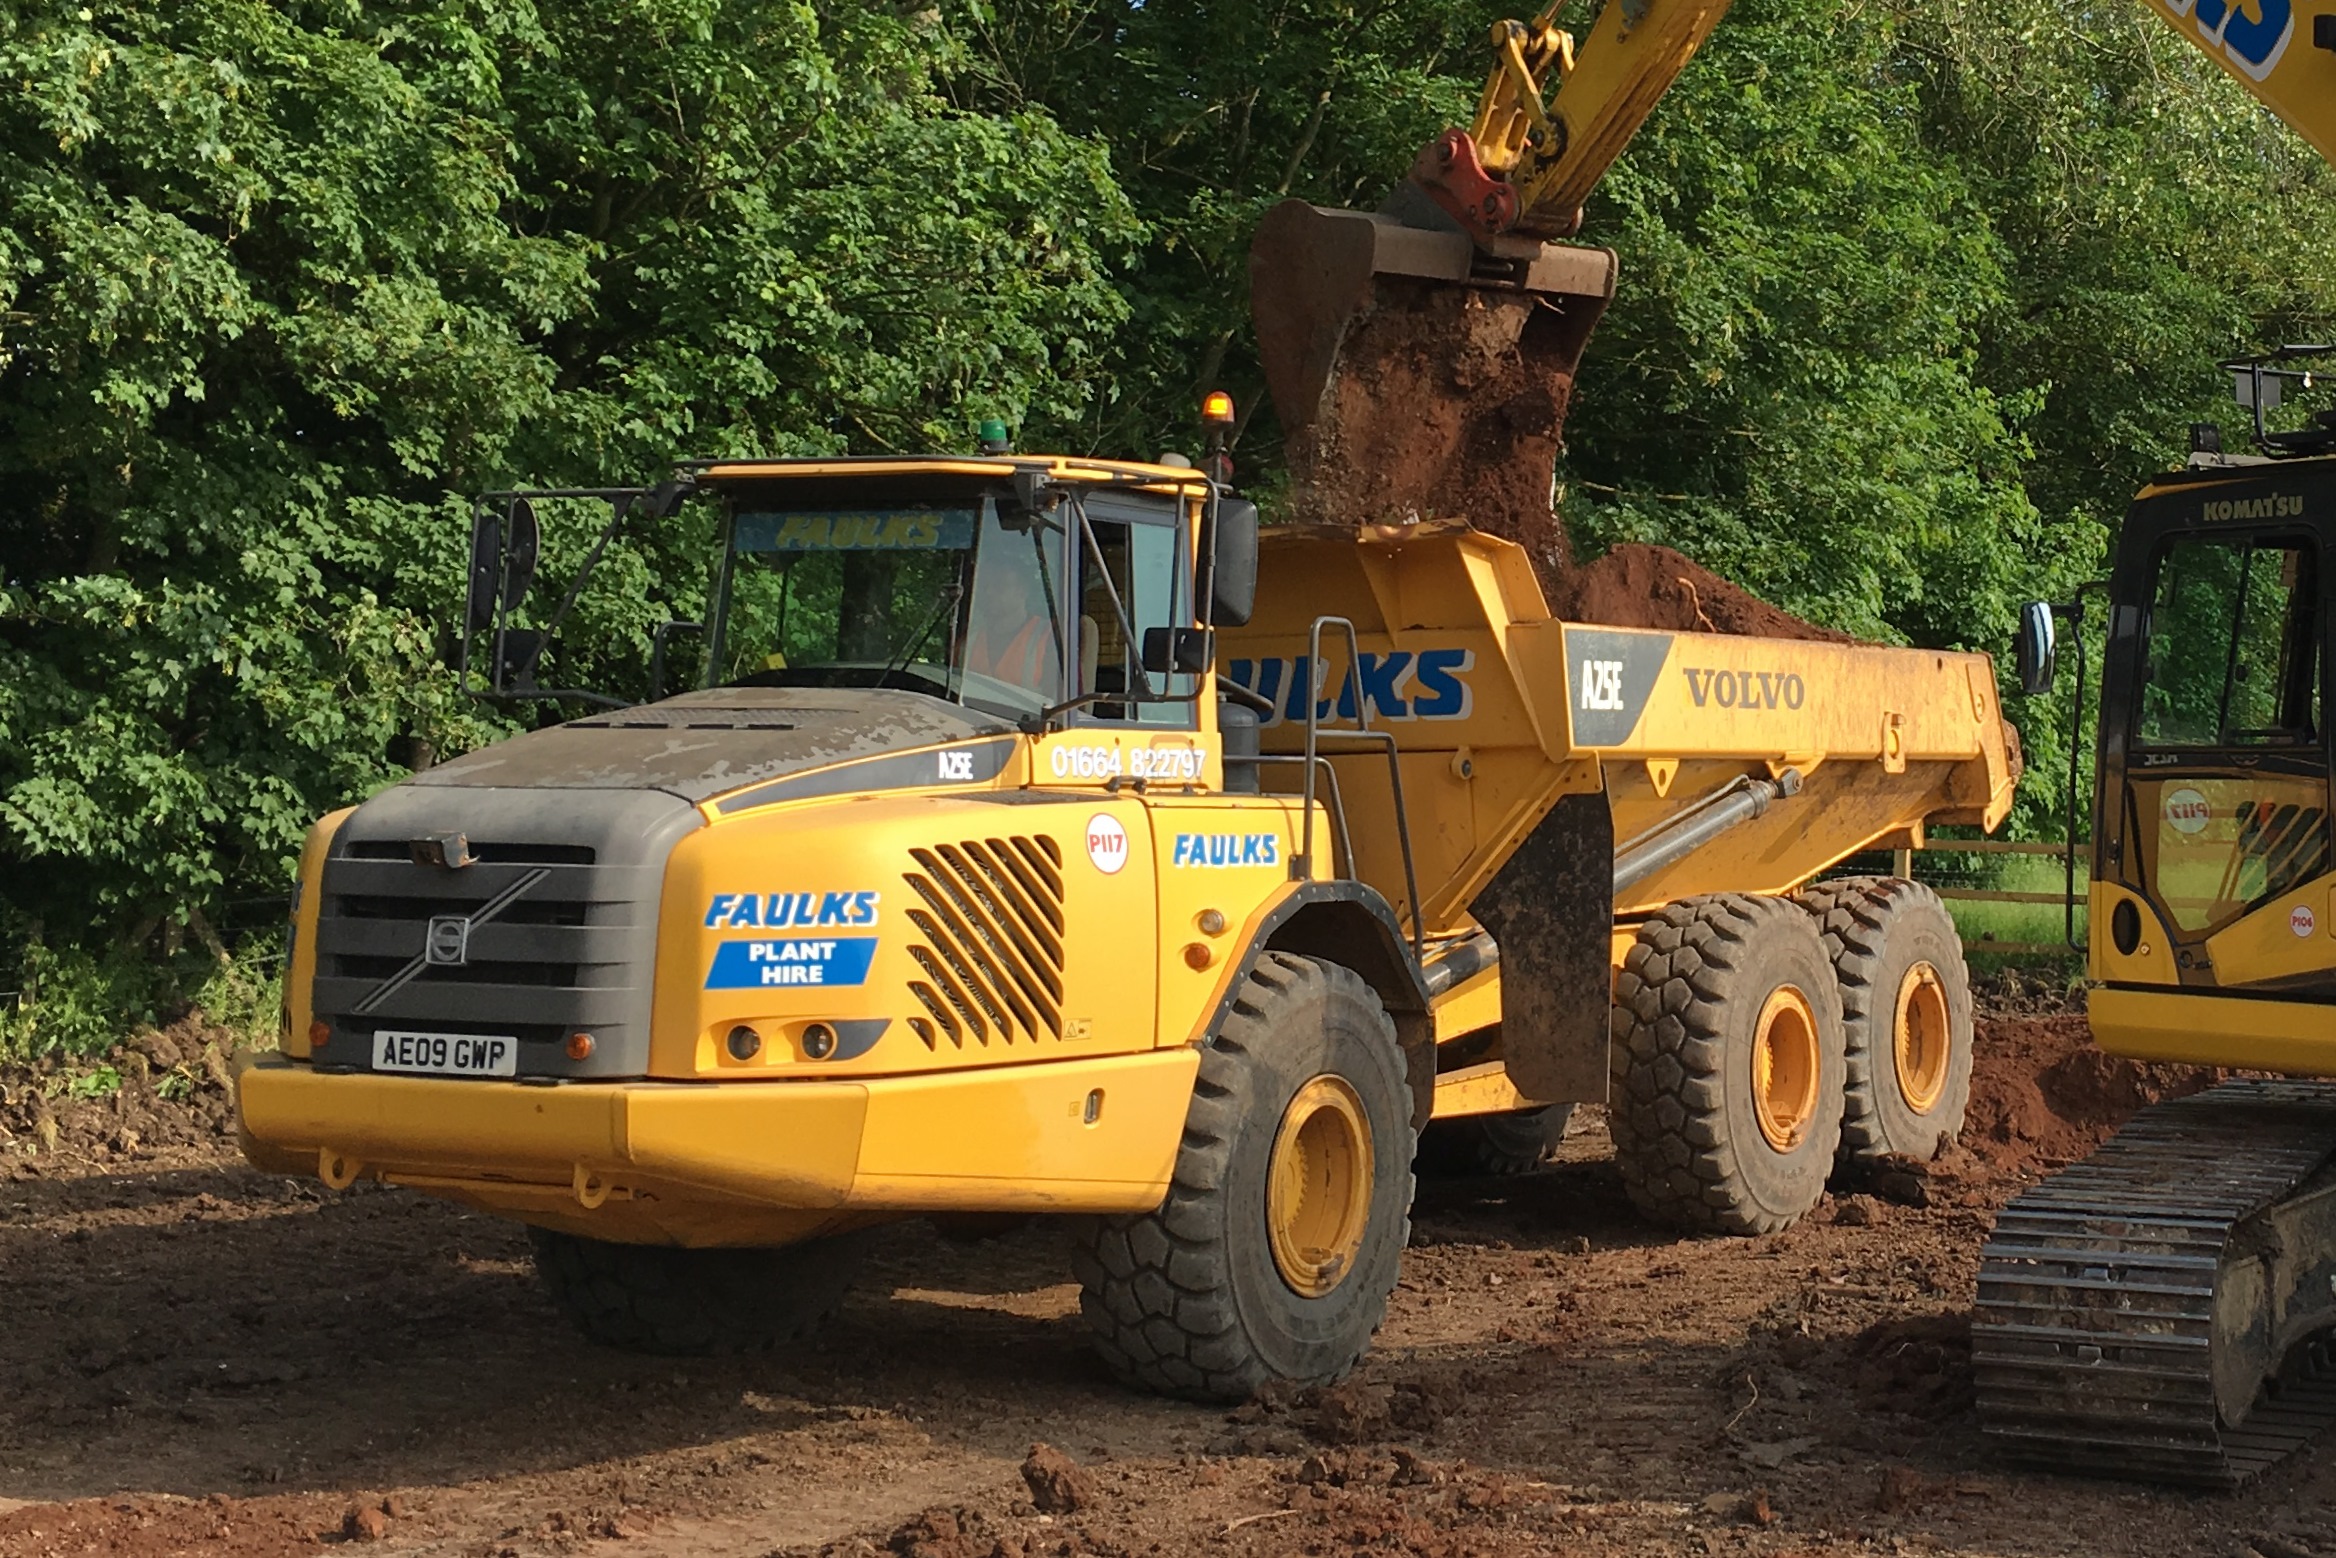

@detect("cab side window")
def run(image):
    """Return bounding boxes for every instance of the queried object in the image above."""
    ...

[1075,509,1193,727]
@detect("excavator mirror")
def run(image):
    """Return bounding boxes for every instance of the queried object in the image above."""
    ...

[464,510,503,636]
[502,497,541,612]
[2016,600,2057,697]
[1211,498,1258,627]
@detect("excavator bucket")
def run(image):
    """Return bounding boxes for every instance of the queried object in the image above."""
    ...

[1248,199,1616,556]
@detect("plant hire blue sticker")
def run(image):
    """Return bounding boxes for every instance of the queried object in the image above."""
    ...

[705,938,879,989]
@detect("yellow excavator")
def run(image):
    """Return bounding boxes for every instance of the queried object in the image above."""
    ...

[1246,0,2336,1489]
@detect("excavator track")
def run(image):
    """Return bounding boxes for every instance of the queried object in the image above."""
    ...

[1974,1080,2336,1488]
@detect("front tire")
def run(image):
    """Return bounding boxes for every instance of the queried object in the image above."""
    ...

[1610,894,1846,1235]
[1071,951,1414,1401]
[529,1228,869,1355]
[1795,876,1973,1164]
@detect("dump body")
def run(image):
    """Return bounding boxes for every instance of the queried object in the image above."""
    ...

[1220,523,2015,1107]
[1224,524,2014,926]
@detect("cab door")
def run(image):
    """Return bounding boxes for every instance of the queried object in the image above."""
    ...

[2101,519,2335,993]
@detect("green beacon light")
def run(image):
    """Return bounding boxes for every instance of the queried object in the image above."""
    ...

[977,417,1013,455]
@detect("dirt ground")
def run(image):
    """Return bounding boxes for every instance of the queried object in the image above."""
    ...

[1,999,2327,1558]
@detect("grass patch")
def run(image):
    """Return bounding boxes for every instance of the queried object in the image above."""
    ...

[0,931,284,1064]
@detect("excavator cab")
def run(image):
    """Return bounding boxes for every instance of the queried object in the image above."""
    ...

[1980,356,2336,1487]
[2093,464,2333,1007]
[2020,348,2336,1033]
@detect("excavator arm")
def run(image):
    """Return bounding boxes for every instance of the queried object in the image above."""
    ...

[1417,0,1735,241]
[1249,0,1739,527]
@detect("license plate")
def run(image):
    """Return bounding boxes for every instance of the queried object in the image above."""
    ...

[371,1029,519,1078]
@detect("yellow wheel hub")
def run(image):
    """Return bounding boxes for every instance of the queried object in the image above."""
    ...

[1893,961,1951,1115]
[1266,1075,1375,1298]
[1751,986,1822,1152]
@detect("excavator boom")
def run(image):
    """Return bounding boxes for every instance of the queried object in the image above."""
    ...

[2140,0,2335,166]
[1249,0,1738,556]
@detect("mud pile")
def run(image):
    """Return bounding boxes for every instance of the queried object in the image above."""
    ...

[1962,1012,2219,1170]
[1553,543,1850,643]
[1274,278,1844,642]
[0,1015,241,1168]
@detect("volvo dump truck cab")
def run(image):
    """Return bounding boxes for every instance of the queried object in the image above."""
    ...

[242,446,2016,1393]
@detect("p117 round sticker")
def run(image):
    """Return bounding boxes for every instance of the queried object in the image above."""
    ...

[1085,813,1130,874]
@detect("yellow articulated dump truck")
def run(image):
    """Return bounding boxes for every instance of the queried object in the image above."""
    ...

[239,449,2014,1396]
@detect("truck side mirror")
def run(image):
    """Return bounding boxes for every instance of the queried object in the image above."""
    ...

[2016,600,2057,697]
[1141,626,1215,676]
[1212,498,1258,627]
[465,511,503,635]
[503,497,541,612]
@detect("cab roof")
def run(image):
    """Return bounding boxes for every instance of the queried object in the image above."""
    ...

[689,453,1214,500]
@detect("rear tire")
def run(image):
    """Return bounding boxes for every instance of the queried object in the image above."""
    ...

[529,1228,869,1355]
[1795,876,1973,1164]
[1610,894,1845,1235]
[1071,951,1414,1402]
[1418,1105,1576,1176]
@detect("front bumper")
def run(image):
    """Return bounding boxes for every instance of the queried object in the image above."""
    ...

[238,1048,1198,1246]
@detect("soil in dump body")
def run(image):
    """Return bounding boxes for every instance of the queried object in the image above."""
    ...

[1276,276,1844,642]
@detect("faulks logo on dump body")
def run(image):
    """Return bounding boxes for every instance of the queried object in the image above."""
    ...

[704,938,879,988]
[2159,0,2294,80]
[1173,832,1281,868]
[704,890,880,929]
[1224,649,1474,726]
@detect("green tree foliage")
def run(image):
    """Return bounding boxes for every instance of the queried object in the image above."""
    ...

[0,0,1137,1044]
[2,0,2332,1044]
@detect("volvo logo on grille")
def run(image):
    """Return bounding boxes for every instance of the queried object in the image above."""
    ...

[425,915,472,966]
[351,865,550,1016]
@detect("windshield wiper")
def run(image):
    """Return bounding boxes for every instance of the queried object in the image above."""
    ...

[882,583,964,687]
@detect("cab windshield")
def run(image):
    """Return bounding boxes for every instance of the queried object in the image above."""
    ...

[712,489,1073,720]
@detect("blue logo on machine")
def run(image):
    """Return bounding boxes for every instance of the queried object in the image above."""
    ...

[704,891,880,929]
[1173,832,1281,868]
[732,509,976,553]
[705,938,879,988]
[1225,649,1474,726]
[2165,0,2293,79]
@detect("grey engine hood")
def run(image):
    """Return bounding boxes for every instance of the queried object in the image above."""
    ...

[410,687,1015,803]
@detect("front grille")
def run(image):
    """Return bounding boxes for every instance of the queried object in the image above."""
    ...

[308,787,700,1078]
[342,840,597,865]
[903,836,1065,1049]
